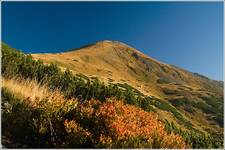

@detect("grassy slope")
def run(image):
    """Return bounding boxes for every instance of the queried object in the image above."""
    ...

[2,78,187,148]
[32,40,223,134]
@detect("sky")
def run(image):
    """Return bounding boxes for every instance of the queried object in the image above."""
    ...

[2,2,223,81]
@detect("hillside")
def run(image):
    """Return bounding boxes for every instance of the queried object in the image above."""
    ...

[2,42,223,148]
[32,40,223,133]
[32,41,223,97]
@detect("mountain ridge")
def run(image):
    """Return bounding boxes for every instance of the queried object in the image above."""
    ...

[32,40,223,96]
[36,40,222,83]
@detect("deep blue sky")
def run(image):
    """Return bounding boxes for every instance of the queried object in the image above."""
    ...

[2,2,223,81]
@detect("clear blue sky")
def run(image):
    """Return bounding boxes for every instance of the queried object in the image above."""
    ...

[2,2,223,81]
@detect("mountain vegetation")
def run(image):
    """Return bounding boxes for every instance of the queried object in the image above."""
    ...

[1,42,224,148]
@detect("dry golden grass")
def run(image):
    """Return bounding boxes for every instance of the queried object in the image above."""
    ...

[2,77,66,107]
[3,77,48,100]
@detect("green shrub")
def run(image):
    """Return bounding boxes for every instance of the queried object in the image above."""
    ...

[149,98,193,129]
[169,97,191,107]
[164,120,223,148]
[157,77,171,84]
[2,88,43,147]
[162,88,177,95]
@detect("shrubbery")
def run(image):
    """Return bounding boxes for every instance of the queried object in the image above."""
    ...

[2,87,186,148]
[157,77,171,84]
[164,120,224,148]
[148,97,193,129]
[200,96,224,127]
[74,98,186,148]
[2,43,155,112]
[169,97,191,107]
[2,87,79,148]
[1,43,223,148]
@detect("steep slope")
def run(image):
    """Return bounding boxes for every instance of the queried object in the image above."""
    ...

[32,40,223,134]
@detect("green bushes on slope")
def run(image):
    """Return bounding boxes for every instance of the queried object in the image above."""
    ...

[2,43,155,111]
[164,120,224,148]
[2,87,187,148]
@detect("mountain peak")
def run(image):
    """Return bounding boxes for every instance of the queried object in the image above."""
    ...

[65,40,135,53]
[97,40,122,44]
[96,40,132,48]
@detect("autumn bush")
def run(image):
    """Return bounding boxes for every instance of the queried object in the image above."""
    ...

[73,98,186,148]
[2,81,186,148]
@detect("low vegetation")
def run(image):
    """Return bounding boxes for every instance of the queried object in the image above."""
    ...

[169,96,224,128]
[2,79,186,148]
[157,77,171,84]
[1,43,224,148]
[164,120,224,148]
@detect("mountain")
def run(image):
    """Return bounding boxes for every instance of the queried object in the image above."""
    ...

[32,40,223,134]
[2,42,223,148]
[32,41,223,96]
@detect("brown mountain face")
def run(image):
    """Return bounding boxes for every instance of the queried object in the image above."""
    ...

[32,40,223,133]
[32,40,223,97]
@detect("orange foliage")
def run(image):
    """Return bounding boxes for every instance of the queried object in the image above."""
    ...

[76,98,186,148]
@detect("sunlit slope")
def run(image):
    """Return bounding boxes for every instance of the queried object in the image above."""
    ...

[32,41,223,97]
